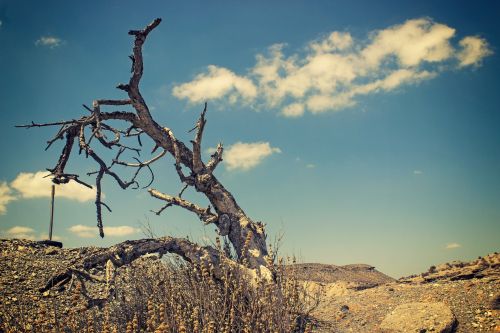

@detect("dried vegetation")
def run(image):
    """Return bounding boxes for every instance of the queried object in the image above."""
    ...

[1,241,320,333]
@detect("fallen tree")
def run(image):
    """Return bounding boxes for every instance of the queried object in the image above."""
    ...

[18,18,273,300]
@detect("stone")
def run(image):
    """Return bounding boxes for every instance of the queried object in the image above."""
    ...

[379,302,456,333]
[44,248,58,255]
[489,294,500,310]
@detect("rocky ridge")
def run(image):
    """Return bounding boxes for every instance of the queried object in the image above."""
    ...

[288,263,394,290]
[400,253,500,284]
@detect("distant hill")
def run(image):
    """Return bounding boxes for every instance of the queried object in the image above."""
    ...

[287,262,394,289]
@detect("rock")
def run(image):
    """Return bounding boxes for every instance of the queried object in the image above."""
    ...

[490,294,500,310]
[37,240,63,248]
[44,248,58,255]
[379,302,456,333]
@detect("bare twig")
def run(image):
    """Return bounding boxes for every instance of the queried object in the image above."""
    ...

[113,149,166,167]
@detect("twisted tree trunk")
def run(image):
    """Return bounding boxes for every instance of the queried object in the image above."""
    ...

[18,19,273,300]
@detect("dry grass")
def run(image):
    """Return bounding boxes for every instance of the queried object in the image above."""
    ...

[1,253,319,333]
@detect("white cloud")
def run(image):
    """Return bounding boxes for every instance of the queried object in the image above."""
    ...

[68,225,140,238]
[457,36,492,67]
[10,171,96,202]
[0,182,16,215]
[306,93,356,113]
[281,103,305,118]
[309,31,353,53]
[172,65,257,103]
[361,18,455,68]
[353,69,436,94]
[305,69,435,113]
[4,226,36,239]
[413,170,423,175]
[445,242,462,249]
[173,17,491,117]
[306,164,316,169]
[223,142,281,171]
[35,36,63,49]
[68,225,95,238]
[1,226,61,241]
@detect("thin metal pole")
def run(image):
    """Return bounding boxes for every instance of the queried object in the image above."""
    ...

[49,184,55,241]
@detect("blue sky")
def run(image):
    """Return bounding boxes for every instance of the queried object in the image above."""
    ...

[0,0,499,277]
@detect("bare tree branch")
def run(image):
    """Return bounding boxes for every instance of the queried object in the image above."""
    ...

[49,127,78,182]
[95,99,132,106]
[191,102,207,174]
[148,188,218,224]
[113,149,166,167]
[207,142,224,173]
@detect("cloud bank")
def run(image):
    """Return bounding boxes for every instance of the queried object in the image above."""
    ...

[214,141,281,171]
[173,18,492,117]
[11,171,96,202]
[0,182,16,215]
[4,226,36,239]
[1,226,61,241]
[69,225,140,238]
[0,171,98,215]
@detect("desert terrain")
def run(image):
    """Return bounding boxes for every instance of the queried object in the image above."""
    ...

[1,239,498,332]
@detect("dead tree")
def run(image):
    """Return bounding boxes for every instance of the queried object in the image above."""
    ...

[18,18,272,298]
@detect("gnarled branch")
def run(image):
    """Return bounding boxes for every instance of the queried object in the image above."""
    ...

[39,236,233,308]
[148,188,218,224]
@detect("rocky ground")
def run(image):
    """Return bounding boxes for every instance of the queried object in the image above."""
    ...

[305,253,500,332]
[0,239,499,332]
[0,239,112,323]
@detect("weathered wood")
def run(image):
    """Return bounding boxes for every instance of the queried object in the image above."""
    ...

[19,19,272,291]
